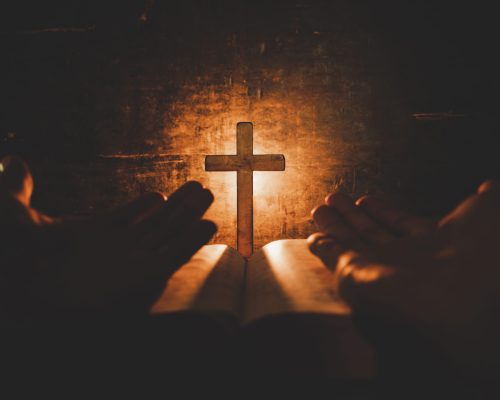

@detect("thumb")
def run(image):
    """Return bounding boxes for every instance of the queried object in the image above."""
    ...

[0,156,34,206]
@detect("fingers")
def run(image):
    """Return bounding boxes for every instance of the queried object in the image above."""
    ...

[155,219,217,278]
[326,193,395,244]
[163,180,204,207]
[311,201,376,277]
[140,181,206,228]
[335,250,396,313]
[42,193,165,245]
[307,232,345,271]
[134,181,214,249]
[103,192,165,227]
[308,229,395,313]
[113,219,217,313]
[0,156,33,206]
[356,195,435,237]
[312,204,362,246]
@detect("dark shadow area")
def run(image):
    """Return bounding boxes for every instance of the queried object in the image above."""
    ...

[1,0,498,221]
[238,312,375,380]
[191,245,245,315]
[2,311,236,384]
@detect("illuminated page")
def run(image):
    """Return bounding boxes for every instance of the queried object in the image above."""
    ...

[151,244,245,317]
[244,239,352,324]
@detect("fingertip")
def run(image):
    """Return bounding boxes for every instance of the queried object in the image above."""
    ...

[204,188,215,204]
[354,195,371,207]
[190,188,214,209]
[478,180,500,194]
[308,233,344,272]
[325,192,353,208]
[307,232,326,252]
[355,195,386,211]
[0,155,29,172]
[175,184,214,213]
[171,181,203,198]
[325,192,341,206]
[132,192,165,212]
[0,155,33,205]
[144,191,167,203]
[105,191,167,226]
[200,219,217,235]
[307,232,335,254]
[310,205,321,217]
[355,195,391,213]
[182,180,204,191]
[311,204,331,221]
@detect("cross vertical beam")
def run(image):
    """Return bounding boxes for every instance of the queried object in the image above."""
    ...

[236,122,253,259]
[205,122,285,257]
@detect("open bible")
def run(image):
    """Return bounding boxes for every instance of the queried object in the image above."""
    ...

[151,239,376,379]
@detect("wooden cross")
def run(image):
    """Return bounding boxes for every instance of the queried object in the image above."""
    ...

[205,122,285,257]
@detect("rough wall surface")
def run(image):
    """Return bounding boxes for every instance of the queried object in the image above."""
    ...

[1,1,499,250]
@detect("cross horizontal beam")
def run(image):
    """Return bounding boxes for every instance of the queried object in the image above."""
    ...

[205,154,285,171]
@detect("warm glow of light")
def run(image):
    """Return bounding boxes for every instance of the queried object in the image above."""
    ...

[258,240,351,315]
[151,244,228,313]
[161,80,340,249]
[0,163,4,173]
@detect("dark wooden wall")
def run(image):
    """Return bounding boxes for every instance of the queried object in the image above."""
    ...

[1,0,499,248]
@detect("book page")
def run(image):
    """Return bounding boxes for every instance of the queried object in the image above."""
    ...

[151,244,245,318]
[244,239,351,323]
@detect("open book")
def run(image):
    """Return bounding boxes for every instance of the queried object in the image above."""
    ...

[151,239,375,378]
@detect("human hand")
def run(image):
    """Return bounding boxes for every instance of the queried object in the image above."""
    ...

[0,156,216,319]
[308,183,500,377]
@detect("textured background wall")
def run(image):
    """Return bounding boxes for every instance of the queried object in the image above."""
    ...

[1,0,499,250]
